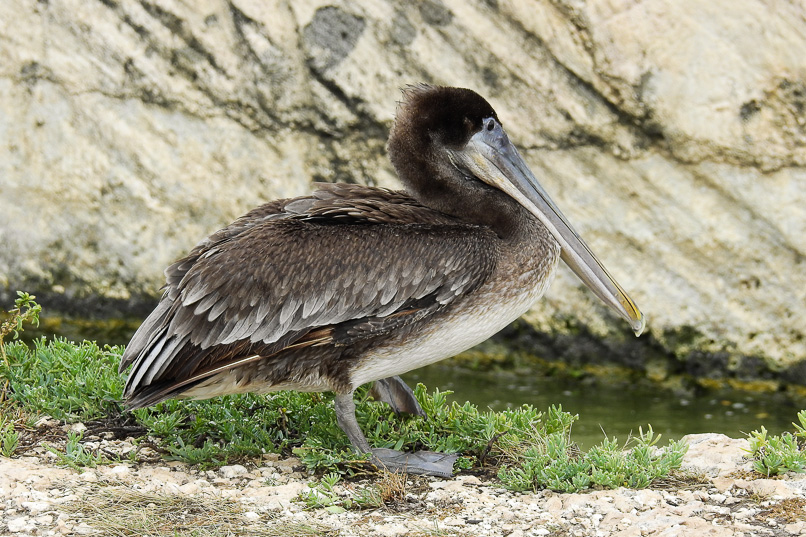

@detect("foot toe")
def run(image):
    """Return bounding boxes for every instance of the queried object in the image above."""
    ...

[371,448,458,477]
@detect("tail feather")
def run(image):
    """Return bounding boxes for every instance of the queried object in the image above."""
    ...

[119,298,173,373]
[123,379,203,410]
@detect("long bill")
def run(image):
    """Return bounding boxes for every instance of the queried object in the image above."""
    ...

[449,119,646,336]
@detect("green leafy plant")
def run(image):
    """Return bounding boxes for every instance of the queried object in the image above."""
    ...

[47,431,108,470]
[1,292,41,401]
[0,418,20,457]
[1,338,124,421]
[498,425,687,493]
[299,472,383,512]
[747,425,806,476]
[0,292,41,348]
[164,437,224,467]
[792,410,806,441]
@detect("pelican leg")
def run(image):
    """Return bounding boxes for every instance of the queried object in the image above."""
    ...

[334,392,458,478]
[335,392,372,452]
[369,376,426,416]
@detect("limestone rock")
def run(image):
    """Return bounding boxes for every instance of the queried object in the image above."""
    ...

[1,0,805,379]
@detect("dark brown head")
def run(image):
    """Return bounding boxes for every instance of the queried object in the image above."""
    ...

[389,85,498,155]
[387,84,646,336]
[387,85,513,232]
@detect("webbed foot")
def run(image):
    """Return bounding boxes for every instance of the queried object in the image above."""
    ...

[371,448,458,477]
[370,376,426,416]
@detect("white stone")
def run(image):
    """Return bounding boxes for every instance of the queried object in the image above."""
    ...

[79,471,98,483]
[6,517,28,533]
[178,483,200,495]
[21,500,50,514]
[68,423,87,434]
[220,465,248,478]
[110,465,131,476]
[682,434,751,477]
[74,522,96,535]
[37,515,54,526]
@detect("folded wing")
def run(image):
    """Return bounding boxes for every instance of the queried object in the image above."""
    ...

[119,184,498,404]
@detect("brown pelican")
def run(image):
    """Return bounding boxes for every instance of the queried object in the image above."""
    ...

[119,85,645,476]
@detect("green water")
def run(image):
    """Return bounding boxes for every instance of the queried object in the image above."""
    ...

[403,364,800,449]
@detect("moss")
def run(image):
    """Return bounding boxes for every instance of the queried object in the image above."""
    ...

[495,318,802,392]
[21,315,142,347]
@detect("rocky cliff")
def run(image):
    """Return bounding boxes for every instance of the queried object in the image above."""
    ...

[1,0,805,383]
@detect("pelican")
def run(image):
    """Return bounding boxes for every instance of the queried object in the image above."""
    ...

[119,85,645,476]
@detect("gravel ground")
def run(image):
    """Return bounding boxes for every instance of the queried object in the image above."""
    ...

[2,428,806,537]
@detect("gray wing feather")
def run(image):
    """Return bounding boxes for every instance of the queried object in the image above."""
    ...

[143,335,186,385]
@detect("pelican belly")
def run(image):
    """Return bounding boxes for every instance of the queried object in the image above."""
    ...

[349,245,560,389]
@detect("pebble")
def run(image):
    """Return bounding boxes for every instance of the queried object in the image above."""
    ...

[220,464,248,478]
[110,465,131,476]
[2,433,806,536]
[6,517,28,533]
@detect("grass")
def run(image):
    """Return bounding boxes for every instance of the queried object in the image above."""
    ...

[0,294,692,493]
[757,497,806,524]
[63,487,336,537]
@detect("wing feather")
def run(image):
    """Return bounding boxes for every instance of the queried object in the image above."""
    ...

[120,184,499,400]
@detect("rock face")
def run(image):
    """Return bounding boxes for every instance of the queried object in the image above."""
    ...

[1,1,805,380]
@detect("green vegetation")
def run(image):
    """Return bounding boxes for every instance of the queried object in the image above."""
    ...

[0,291,41,355]
[1,334,687,491]
[47,430,109,470]
[2,338,123,421]
[498,425,686,493]
[746,410,806,476]
[0,416,20,457]
[300,471,385,511]
[1,291,41,402]
[0,293,691,493]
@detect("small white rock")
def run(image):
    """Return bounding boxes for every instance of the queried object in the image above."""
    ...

[68,423,87,434]
[35,514,54,525]
[220,464,248,478]
[80,471,98,483]
[74,522,96,535]
[34,417,58,428]
[7,517,28,533]
[110,465,131,476]
[178,483,200,495]
[21,500,50,514]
